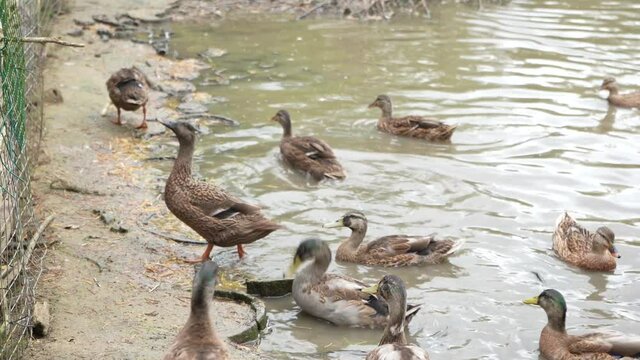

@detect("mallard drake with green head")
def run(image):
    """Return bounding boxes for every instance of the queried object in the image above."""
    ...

[363,275,430,360]
[553,212,619,271]
[368,95,456,141]
[288,238,421,328]
[106,67,149,129]
[163,261,228,360]
[524,289,640,360]
[271,110,346,181]
[600,77,640,108]
[323,211,464,267]
[160,120,281,263]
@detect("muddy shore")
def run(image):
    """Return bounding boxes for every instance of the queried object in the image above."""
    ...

[26,0,280,359]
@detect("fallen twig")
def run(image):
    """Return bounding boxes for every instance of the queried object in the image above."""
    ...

[139,224,205,245]
[84,256,104,273]
[0,36,84,47]
[1,214,56,282]
[176,113,240,127]
[50,178,107,196]
[298,0,330,20]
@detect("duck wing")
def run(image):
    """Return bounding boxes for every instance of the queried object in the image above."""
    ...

[569,333,640,357]
[282,136,337,160]
[184,179,261,217]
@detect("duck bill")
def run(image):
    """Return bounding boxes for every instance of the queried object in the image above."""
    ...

[367,101,377,109]
[609,245,621,259]
[158,119,177,130]
[361,284,379,295]
[523,296,539,305]
[286,256,302,277]
[323,218,344,228]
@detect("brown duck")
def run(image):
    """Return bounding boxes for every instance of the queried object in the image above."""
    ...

[271,110,346,181]
[163,261,228,360]
[601,77,640,108]
[553,212,619,271]
[106,67,149,129]
[160,120,280,262]
[368,95,456,141]
[524,289,640,360]
[324,211,464,267]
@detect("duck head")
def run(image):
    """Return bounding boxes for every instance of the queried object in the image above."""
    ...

[323,211,368,233]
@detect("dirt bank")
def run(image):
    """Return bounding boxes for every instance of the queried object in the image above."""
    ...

[26,0,268,359]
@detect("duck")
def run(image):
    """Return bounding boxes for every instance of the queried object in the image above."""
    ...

[271,110,346,181]
[524,289,640,360]
[106,67,150,129]
[553,212,619,271]
[363,275,430,360]
[368,95,456,141]
[288,238,421,328]
[600,77,640,108]
[323,211,464,267]
[163,261,228,360]
[159,120,281,263]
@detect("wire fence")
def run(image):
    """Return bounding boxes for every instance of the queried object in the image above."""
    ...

[0,0,62,358]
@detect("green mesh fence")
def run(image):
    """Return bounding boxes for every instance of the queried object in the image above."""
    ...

[0,0,60,358]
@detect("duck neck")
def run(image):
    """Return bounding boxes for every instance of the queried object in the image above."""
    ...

[171,138,195,180]
[607,85,619,96]
[339,226,367,254]
[297,254,330,285]
[380,103,393,119]
[546,309,566,333]
[379,298,408,345]
[281,120,292,138]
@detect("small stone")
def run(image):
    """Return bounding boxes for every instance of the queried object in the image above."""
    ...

[93,209,115,225]
[43,88,63,104]
[32,301,50,338]
[66,28,84,37]
[199,47,227,60]
[110,223,129,234]
[177,102,207,114]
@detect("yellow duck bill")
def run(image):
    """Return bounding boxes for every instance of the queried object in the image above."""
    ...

[523,296,539,305]
[361,283,379,295]
[323,219,344,228]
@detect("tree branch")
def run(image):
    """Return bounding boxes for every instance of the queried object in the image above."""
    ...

[0,36,85,48]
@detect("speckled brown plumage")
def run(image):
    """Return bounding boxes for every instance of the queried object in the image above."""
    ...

[160,120,280,262]
[365,275,430,360]
[525,289,640,360]
[601,77,640,108]
[271,110,345,181]
[324,211,464,267]
[164,261,228,360]
[552,213,619,271]
[106,67,149,128]
[368,95,456,141]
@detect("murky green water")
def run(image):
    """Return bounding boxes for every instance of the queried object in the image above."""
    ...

[161,1,640,358]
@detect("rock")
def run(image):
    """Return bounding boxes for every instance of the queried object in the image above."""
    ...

[110,223,129,234]
[181,92,213,104]
[245,279,293,297]
[199,47,227,60]
[93,209,115,225]
[177,101,207,114]
[96,29,113,41]
[32,301,50,338]
[43,88,63,104]
[73,18,95,27]
[134,121,167,139]
[92,14,120,27]
[157,80,195,95]
[126,9,168,23]
[66,28,84,37]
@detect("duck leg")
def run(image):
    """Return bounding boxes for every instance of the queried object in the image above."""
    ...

[237,244,246,259]
[113,107,123,125]
[184,243,214,264]
[136,104,148,129]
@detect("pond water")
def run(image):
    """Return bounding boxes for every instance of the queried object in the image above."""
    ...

[160,1,640,358]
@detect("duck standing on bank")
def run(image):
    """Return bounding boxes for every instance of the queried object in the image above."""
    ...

[363,275,430,360]
[271,110,346,181]
[160,120,281,263]
[287,238,421,328]
[600,77,640,108]
[553,212,619,271]
[524,289,640,360]
[105,66,150,129]
[324,211,464,267]
[163,261,228,360]
[368,94,456,141]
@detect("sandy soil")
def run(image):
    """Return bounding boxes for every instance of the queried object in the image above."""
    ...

[26,0,267,359]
